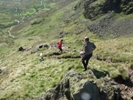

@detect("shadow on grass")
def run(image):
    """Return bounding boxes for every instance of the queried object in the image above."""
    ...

[113,75,133,87]
[91,69,110,79]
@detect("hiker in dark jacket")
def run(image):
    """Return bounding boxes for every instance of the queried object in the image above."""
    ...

[80,37,96,71]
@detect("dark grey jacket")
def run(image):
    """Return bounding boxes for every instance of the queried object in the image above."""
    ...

[83,42,96,55]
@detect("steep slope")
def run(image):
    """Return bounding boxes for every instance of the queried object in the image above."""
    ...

[74,0,133,36]
[0,0,60,28]
[83,0,133,20]
[0,0,133,100]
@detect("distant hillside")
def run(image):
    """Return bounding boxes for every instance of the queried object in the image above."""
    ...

[0,0,59,28]
[74,0,133,36]
[0,0,133,100]
[0,0,133,53]
[0,0,133,36]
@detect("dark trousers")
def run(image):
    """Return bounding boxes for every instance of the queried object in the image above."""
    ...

[59,48,62,51]
[82,53,92,70]
[59,48,63,53]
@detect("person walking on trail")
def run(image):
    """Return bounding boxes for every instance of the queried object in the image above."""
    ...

[80,37,96,71]
[57,39,63,53]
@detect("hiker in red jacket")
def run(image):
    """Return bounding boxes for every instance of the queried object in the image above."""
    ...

[57,39,63,53]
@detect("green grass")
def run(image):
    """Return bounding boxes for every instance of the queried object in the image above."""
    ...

[0,45,10,55]
[89,59,129,79]
[0,50,81,99]
[95,37,133,63]
[1,34,132,99]
[0,0,133,99]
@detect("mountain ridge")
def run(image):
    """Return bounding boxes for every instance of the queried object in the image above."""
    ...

[0,0,133,100]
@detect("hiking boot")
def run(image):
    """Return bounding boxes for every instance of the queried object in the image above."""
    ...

[83,69,87,71]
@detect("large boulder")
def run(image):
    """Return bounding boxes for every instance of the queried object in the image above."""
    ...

[73,81,100,100]
[41,70,121,100]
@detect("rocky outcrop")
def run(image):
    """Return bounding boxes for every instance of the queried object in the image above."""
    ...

[73,0,133,36]
[40,70,122,100]
[87,12,133,36]
[83,0,133,20]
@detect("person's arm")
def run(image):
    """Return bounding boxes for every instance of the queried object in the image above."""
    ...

[93,43,96,50]
[80,44,86,54]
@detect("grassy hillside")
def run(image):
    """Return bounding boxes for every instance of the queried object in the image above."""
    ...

[0,0,61,28]
[0,0,133,99]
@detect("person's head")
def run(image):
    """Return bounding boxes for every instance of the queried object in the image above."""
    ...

[84,37,89,42]
[61,39,63,42]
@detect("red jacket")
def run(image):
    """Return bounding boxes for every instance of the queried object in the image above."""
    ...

[57,40,63,49]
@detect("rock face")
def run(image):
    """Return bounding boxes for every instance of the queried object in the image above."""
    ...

[74,0,133,36]
[41,70,122,100]
[73,81,100,100]
[83,0,133,20]
[88,13,133,36]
